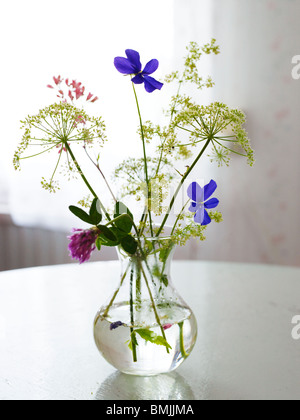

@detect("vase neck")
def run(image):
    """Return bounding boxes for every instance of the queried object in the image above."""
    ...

[117,237,176,274]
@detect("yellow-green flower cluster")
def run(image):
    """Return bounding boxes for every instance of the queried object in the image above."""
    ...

[14,102,106,192]
[171,101,255,167]
[165,40,220,89]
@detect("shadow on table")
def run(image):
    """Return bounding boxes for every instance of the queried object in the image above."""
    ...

[95,371,195,400]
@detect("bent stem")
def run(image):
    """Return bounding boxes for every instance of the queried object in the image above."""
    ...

[83,144,117,203]
[64,141,111,222]
[102,262,131,319]
[156,138,211,237]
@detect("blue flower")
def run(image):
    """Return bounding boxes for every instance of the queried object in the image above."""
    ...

[187,180,219,225]
[114,49,164,93]
[110,321,124,331]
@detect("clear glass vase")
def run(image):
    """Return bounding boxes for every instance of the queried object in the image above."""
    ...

[93,237,197,376]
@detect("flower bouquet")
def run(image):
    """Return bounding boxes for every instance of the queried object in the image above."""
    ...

[14,40,254,376]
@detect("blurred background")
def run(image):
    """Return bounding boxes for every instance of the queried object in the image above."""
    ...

[0,0,299,271]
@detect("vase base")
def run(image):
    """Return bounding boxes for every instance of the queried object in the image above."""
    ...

[94,301,197,376]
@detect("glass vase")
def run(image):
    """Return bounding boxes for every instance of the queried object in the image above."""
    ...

[93,237,197,376]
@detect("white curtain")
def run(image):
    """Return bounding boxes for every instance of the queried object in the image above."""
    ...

[175,0,300,266]
[2,0,175,231]
[2,0,300,266]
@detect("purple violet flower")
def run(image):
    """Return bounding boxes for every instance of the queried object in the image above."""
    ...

[110,321,124,331]
[114,49,164,93]
[68,228,98,264]
[187,180,219,226]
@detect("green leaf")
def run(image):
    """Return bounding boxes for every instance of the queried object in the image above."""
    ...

[161,274,168,287]
[95,237,102,251]
[153,335,172,350]
[121,235,138,254]
[113,202,134,234]
[159,245,172,263]
[114,201,134,219]
[115,214,133,234]
[135,328,156,342]
[135,328,172,350]
[110,227,129,241]
[69,205,93,225]
[98,225,117,242]
[89,198,102,225]
[97,225,120,247]
[97,237,120,247]
[127,331,139,351]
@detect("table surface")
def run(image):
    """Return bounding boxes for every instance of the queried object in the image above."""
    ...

[0,260,299,401]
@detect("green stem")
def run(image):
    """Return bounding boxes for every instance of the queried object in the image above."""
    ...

[135,261,142,309]
[49,145,63,184]
[130,268,138,362]
[104,213,131,228]
[64,142,111,222]
[139,262,170,354]
[214,139,247,157]
[170,199,190,236]
[83,144,117,203]
[138,207,148,236]
[178,321,188,359]
[20,144,58,160]
[102,263,130,318]
[154,81,183,181]
[156,138,211,237]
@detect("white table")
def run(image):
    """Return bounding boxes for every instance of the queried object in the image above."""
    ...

[0,261,299,400]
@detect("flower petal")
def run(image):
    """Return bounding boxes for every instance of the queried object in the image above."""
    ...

[201,209,212,226]
[125,49,142,72]
[204,179,217,201]
[187,182,204,203]
[143,75,164,93]
[188,201,201,213]
[143,59,159,75]
[131,74,144,85]
[194,206,205,224]
[114,57,136,74]
[204,197,219,209]
[110,321,124,331]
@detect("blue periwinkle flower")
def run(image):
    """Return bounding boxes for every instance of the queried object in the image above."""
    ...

[114,49,164,93]
[187,180,219,225]
[110,321,124,331]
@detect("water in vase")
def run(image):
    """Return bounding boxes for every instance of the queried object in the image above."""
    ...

[94,300,197,376]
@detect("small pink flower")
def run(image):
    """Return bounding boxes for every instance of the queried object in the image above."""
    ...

[57,89,64,99]
[86,92,93,101]
[75,86,85,100]
[56,143,68,154]
[53,75,63,85]
[68,90,74,101]
[47,76,97,105]
[163,324,173,331]
[71,80,81,89]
